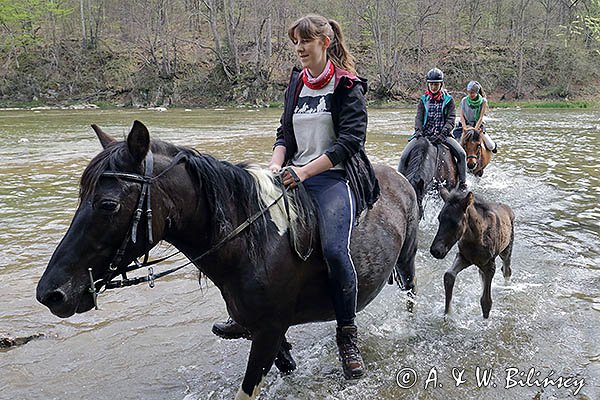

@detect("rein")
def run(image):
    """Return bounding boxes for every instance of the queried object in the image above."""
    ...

[87,153,298,309]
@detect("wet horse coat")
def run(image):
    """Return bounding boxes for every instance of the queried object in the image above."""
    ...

[430,188,515,318]
[36,121,420,399]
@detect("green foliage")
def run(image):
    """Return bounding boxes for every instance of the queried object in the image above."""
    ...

[1,0,600,106]
[583,0,600,51]
[0,0,72,46]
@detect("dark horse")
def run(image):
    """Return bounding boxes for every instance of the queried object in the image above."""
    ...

[397,136,458,217]
[430,187,515,319]
[37,121,419,399]
[460,127,492,177]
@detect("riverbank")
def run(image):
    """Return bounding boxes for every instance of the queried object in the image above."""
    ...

[1,98,599,111]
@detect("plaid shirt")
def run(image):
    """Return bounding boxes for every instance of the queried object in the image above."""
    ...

[424,98,444,136]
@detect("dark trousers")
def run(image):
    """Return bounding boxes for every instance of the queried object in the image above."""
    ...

[303,170,357,327]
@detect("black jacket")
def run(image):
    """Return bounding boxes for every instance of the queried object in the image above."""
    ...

[274,66,380,218]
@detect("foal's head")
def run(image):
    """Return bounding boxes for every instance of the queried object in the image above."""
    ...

[430,187,474,259]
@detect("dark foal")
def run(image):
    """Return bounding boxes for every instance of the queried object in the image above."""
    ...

[430,188,514,318]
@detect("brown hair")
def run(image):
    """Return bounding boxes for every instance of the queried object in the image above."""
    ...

[288,14,356,74]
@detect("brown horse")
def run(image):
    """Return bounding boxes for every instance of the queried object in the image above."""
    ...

[460,127,492,177]
[430,187,514,319]
[36,121,420,399]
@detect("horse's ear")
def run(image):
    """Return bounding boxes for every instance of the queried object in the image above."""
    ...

[91,124,116,149]
[465,191,475,207]
[439,185,450,201]
[127,120,150,163]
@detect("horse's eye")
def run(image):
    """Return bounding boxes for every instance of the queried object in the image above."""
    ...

[98,200,120,213]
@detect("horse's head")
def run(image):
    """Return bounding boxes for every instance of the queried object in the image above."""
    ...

[430,187,474,259]
[461,128,483,171]
[36,121,184,317]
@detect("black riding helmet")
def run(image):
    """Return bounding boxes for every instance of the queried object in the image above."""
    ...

[426,68,444,83]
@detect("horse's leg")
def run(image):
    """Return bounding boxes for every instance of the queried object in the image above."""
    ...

[273,334,296,374]
[394,217,419,311]
[235,325,285,400]
[479,261,496,319]
[444,253,470,314]
[499,226,515,281]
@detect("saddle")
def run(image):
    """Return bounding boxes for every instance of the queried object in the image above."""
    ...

[276,167,318,262]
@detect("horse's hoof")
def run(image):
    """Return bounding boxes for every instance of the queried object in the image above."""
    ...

[274,342,296,374]
[405,289,416,313]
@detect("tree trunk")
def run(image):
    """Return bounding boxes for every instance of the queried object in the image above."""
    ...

[223,0,240,76]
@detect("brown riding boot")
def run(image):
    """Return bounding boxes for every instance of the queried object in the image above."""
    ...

[336,325,366,379]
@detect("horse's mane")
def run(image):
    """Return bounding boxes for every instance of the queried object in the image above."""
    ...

[461,129,481,145]
[80,140,182,201]
[404,138,436,196]
[79,139,317,265]
[184,152,317,265]
[447,189,492,212]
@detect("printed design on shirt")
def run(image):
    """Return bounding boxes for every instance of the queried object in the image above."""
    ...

[294,93,333,114]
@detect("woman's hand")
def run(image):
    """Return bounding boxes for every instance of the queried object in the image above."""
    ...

[268,163,282,174]
[281,166,308,189]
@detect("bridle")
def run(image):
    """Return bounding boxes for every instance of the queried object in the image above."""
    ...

[463,130,482,170]
[86,150,295,309]
[466,144,482,169]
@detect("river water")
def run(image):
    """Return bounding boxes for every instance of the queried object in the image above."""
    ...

[0,107,598,400]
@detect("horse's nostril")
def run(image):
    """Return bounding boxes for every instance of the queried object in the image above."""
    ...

[41,289,67,308]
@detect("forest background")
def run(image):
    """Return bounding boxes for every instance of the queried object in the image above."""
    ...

[1,0,600,107]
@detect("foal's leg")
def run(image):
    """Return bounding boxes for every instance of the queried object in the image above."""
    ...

[236,326,285,400]
[444,254,470,314]
[499,226,515,280]
[479,261,496,319]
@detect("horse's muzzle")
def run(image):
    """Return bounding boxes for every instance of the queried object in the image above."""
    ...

[36,287,75,318]
[430,244,448,259]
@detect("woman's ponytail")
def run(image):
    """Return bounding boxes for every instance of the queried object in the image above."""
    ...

[327,19,356,74]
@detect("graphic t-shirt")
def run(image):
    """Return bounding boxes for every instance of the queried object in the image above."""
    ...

[291,76,343,170]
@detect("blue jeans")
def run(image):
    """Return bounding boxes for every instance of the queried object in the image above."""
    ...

[303,170,357,327]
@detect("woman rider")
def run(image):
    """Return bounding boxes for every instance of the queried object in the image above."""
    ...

[212,14,380,380]
[453,80,497,153]
[400,68,467,190]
